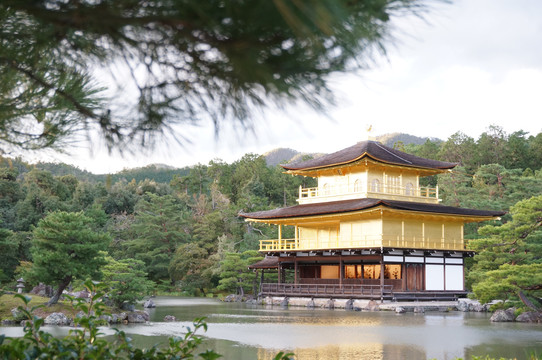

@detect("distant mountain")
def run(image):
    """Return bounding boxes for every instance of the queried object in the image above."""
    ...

[263,148,300,167]
[8,160,189,184]
[107,164,190,184]
[33,162,97,182]
[263,148,325,167]
[374,133,443,147]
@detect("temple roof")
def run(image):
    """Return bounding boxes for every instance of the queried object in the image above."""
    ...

[281,140,457,171]
[247,256,279,269]
[239,198,506,220]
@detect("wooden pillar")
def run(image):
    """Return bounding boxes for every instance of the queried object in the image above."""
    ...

[380,257,385,303]
[278,262,282,284]
[278,225,282,250]
[402,262,407,291]
[295,225,298,249]
[294,259,298,285]
[339,257,344,288]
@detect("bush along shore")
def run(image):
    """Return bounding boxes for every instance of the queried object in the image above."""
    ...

[0,285,154,327]
[0,282,295,360]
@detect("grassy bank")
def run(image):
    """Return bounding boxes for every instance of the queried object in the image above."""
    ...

[0,293,78,321]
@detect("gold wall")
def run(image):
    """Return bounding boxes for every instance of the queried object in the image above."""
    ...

[296,215,464,251]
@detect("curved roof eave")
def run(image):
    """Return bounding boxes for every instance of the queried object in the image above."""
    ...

[239,198,506,221]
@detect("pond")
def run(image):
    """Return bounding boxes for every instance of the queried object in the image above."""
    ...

[2,297,542,359]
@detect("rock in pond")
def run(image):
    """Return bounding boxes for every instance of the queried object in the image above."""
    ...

[413,306,425,314]
[490,308,516,322]
[515,311,542,323]
[143,299,156,308]
[364,300,380,312]
[127,310,149,323]
[44,312,71,326]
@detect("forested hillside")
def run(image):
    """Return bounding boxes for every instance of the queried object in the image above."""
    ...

[1,125,541,306]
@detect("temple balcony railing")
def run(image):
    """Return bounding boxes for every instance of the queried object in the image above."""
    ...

[259,235,465,252]
[298,184,439,204]
[259,283,394,299]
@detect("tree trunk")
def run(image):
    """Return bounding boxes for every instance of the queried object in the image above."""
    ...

[519,290,542,311]
[47,275,72,306]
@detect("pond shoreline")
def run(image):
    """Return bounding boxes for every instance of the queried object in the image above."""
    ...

[234,295,484,312]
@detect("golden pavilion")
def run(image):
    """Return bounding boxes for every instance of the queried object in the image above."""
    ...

[240,140,505,301]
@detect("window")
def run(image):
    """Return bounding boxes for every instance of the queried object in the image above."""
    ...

[362,264,402,279]
[363,265,381,279]
[384,264,402,279]
[345,265,362,279]
[370,179,381,193]
[405,182,414,196]
[388,176,400,194]
[353,179,361,193]
[321,265,339,279]
[322,183,330,195]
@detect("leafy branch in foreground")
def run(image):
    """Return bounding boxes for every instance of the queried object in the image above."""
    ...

[0,0,429,153]
[0,280,223,359]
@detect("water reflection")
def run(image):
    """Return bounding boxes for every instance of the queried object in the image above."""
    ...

[144,297,542,360]
[2,297,542,360]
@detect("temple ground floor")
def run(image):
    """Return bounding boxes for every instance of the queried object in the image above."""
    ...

[251,248,473,302]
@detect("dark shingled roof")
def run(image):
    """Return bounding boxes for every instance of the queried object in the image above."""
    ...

[248,256,279,269]
[239,198,506,220]
[282,140,457,171]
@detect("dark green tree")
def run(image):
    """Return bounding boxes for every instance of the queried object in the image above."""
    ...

[477,125,508,167]
[124,193,192,282]
[102,179,139,215]
[468,195,542,307]
[169,243,214,296]
[73,181,107,211]
[217,250,263,296]
[206,159,235,201]
[0,167,21,229]
[0,228,18,281]
[527,133,542,170]
[504,130,530,170]
[30,211,110,305]
[438,131,479,173]
[101,255,155,308]
[14,169,72,231]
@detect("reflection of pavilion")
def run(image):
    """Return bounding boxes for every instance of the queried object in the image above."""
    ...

[242,141,504,301]
[257,343,427,360]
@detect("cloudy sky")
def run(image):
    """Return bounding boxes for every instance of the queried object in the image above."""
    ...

[38,0,542,174]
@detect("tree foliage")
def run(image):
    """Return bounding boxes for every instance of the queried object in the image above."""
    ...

[169,243,213,296]
[102,255,155,308]
[30,211,110,305]
[217,251,262,296]
[123,193,192,282]
[468,195,542,306]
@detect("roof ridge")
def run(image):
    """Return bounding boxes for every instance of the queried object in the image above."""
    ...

[373,142,413,165]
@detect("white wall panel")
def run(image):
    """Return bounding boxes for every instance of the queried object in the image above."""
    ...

[425,264,444,290]
[445,265,464,290]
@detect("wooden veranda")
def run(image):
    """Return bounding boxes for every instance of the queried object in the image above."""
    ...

[260,283,394,300]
